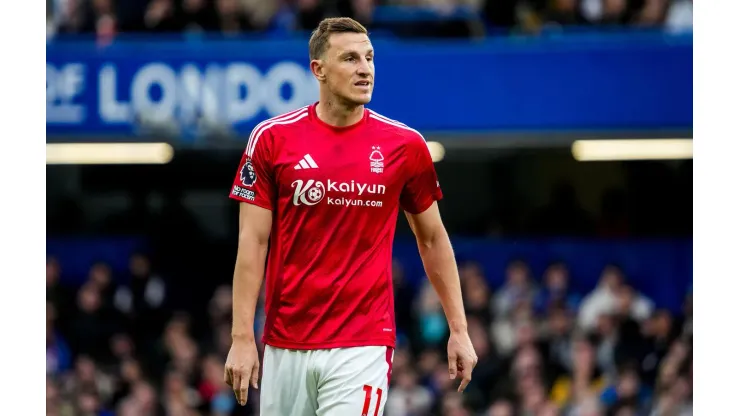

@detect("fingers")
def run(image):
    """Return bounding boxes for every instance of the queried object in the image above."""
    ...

[224,366,231,385]
[447,352,458,380]
[233,371,249,406]
[457,358,473,393]
[250,361,260,390]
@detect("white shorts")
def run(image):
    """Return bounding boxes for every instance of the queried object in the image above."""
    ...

[260,345,394,416]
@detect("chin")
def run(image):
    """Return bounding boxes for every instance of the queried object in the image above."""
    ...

[341,92,372,106]
[353,94,373,105]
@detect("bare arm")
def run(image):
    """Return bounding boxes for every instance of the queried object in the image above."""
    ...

[225,202,272,405]
[405,202,466,333]
[406,201,476,391]
[232,202,272,341]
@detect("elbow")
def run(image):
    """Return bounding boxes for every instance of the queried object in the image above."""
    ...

[417,224,446,251]
[238,229,270,251]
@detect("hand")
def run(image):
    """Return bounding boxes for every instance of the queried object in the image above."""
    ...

[224,338,260,406]
[447,330,478,392]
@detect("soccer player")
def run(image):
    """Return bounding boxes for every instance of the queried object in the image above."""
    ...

[225,17,477,415]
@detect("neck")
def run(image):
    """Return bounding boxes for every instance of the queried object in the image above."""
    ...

[316,97,364,127]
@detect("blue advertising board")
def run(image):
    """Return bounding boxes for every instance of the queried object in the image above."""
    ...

[47,32,692,139]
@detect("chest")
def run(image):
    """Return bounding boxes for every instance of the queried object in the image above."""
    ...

[273,128,408,207]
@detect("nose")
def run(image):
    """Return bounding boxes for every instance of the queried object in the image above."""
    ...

[357,58,371,77]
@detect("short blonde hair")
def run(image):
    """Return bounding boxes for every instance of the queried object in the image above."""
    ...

[308,17,368,60]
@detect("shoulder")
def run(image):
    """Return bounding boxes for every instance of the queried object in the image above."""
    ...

[367,109,426,147]
[246,106,311,156]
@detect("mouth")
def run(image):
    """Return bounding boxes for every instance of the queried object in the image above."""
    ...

[354,80,371,87]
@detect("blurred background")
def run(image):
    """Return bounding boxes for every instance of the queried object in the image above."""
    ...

[46,1,692,415]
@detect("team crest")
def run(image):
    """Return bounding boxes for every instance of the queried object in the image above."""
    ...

[240,158,257,187]
[369,146,384,174]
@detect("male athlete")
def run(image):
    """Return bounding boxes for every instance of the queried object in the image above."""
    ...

[225,17,477,415]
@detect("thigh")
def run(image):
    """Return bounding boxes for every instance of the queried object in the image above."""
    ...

[260,346,318,416]
[315,346,394,416]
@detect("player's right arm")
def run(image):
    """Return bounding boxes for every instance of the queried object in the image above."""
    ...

[225,127,277,406]
[225,203,271,405]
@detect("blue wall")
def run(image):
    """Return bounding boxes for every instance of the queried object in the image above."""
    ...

[47,32,692,140]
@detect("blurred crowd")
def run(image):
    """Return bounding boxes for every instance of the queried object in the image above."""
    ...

[46,0,693,40]
[46,253,692,416]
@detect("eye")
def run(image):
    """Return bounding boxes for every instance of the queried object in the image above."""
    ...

[366,56,374,62]
[345,56,356,62]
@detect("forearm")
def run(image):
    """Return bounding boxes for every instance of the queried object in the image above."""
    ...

[417,228,467,333]
[231,237,268,341]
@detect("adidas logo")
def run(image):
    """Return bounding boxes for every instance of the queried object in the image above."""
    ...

[294,154,319,170]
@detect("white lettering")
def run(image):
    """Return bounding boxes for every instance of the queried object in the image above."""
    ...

[263,62,316,115]
[131,63,178,123]
[225,63,263,123]
[356,182,367,195]
[47,63,86,123]
[94,62,319,127]
[99,65,130,122]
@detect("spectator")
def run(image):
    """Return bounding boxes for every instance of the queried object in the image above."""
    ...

[69,283,112,361]
[47,302,73,376]
[198,354,236,414]
[486,398,515,416]
[87,261,116,313]
[593,313,618,377]
[215,0,255,33]
[579,264,655,331]
[463,318,501,409]
[492,259,538,318]
[162,370,202,413]
[414,280,449,349]
[550,337,606,410]
[599,362,652,413]
[47,257,72,326]
[61,355,115,406]
[461,264,493,326]
[639,309,678,385]
[294,0,328,31]
[74,388,114,416]
[615,284,654,324]
[676,286,692,338]
[180,0,219,32]
[110,358,146,407]
[208,285,232,329]
[117,381,165,416]
[143,0,178,32]
[386,368,434,416]
[542,305,573,377]
[665,0,693,32]
[534,261,581,314]
[114,253,168,349]
[46,254,691,415]
[491,301,536,357]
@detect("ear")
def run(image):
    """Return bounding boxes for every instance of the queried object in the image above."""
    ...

[310,59,326,82]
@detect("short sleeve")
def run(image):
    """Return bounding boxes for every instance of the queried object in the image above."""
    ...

[229,127,276,211]
[400,134,443,214]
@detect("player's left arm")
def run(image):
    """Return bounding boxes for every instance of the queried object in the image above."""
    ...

[405,204,466,334]
[405,204,477,392]
[400,133,477,392]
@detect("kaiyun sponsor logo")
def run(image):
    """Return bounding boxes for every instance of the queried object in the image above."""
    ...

[291,179,386,207]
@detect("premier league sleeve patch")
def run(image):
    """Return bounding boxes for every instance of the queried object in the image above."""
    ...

[240,158,257,187]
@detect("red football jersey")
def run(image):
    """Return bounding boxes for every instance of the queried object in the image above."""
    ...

[229,103,442,350]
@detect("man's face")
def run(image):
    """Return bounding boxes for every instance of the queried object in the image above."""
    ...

[316,32,374,105]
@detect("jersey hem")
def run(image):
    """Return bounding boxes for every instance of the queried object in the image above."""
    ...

[263,337,395,350]
[404,192,443,215]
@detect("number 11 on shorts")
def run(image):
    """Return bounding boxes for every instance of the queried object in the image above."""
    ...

[361,384,382,416]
